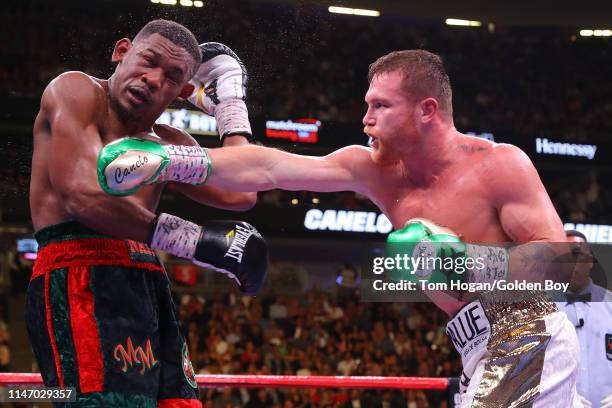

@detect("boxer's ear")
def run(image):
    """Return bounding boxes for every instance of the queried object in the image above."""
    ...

[111,38,132,64]
[177,82,195,100]
[419,98,439,123]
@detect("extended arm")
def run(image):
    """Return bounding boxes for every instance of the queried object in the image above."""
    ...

[205,144,371,194]
[99,140,374,196]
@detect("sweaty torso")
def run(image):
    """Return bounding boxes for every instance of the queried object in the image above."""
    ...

[365,136,511,316]
[30,75,186,231]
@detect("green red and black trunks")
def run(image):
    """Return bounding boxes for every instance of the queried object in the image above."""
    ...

[25,221,201,407]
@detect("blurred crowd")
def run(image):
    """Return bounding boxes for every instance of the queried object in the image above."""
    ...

[0,248,16,374]
[2,1,612,143]
[177,287,458,407]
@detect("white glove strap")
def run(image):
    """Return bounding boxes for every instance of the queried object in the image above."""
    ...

[465,244,509,284]
[160,144,210,185]
[151,213,202,259]
[214,99,252,139]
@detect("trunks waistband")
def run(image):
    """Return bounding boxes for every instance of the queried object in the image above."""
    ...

[32,221,162,280]
[446,291,557,359]
[35,221,113,247]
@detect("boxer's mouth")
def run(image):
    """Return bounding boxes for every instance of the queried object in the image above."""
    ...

[127,87,151,105]
[365,131,378,148]
[369,137,379,149]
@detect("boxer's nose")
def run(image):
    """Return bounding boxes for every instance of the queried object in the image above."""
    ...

[142,68,163,91]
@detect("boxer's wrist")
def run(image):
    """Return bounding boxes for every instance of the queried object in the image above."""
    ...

[464,244,509,284]
[159,144,211,185]
[150,213,202,259]
[214,99,253,142]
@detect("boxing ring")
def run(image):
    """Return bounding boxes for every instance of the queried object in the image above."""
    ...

[0,373,450,389]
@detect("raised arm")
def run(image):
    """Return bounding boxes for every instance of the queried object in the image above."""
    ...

[42,72,156,242]
[205,144,373,195]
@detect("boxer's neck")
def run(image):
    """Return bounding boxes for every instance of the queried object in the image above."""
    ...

[398,125,459,186]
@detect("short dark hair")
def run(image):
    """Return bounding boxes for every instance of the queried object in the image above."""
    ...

[368,50,453,118]
[566,229,588,242]
[134,19,201,70]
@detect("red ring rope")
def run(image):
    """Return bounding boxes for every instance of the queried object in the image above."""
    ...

[0,373,448,389]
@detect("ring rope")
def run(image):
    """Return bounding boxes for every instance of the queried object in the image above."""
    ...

[0,373,449,389]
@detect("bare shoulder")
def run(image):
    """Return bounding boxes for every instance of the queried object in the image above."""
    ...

[325,145,375,170]
[41,71,106,122]
[485,142,544,203]
[488,142,534,170]
[456,134,532,169]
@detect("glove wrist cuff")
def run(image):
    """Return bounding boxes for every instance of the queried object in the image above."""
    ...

[150,213,202,259]
[465,244,509,284]
[160,145,211,185]
[214,99,253,141]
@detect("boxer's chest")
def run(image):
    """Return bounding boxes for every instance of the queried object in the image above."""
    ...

[374,170,509,243]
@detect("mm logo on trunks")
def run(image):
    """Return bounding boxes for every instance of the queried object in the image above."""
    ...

[606,334,612,361]
[113,337,159,375]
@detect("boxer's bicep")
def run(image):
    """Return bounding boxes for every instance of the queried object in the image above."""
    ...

[48,118,102,198]
[493,145,564,243]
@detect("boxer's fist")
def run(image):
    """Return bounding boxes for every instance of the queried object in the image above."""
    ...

[386,218,466,284]
[151,214,268,295]
[97,137,210,196]
[387,218,508,290]
[188,42,252,140]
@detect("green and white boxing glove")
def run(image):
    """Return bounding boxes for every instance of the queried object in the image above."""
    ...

[97,137,211,196]
[386,218,509,286]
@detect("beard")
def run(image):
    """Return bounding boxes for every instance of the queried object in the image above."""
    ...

[371,140,401,165]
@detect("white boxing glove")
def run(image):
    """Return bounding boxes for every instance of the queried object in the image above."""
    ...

[188,42,252,141]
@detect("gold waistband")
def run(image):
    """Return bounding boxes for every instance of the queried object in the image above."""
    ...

[479,290,557,347]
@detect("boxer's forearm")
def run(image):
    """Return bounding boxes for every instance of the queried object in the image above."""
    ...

[207,145,358,193]
[508,241,573,285]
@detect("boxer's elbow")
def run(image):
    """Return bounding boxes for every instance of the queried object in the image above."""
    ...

[60,183,103,220]
[224,192,257,211]
[238,192,257,211]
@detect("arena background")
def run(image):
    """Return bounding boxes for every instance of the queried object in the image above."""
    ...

[1,0,612,406]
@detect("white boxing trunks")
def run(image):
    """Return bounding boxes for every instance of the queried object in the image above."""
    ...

[446,291,581,407]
